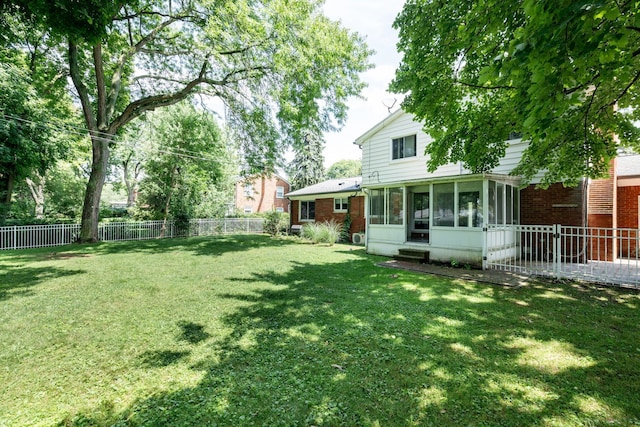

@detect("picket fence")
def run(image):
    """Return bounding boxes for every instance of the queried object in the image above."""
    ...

[0,218,264,251]
[485,224,640,288]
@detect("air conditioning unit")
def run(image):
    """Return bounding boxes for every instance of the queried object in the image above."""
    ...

[352,232,365,245]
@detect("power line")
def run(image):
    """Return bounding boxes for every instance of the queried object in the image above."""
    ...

[0,114,237,164]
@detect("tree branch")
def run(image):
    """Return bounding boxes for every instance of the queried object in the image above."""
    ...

[68,41,97,132]
[453,79,516,90]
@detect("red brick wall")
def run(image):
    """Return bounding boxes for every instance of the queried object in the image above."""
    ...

[289,195,366,235]
[235,175,290,213]
[617,185,640,228]
[520,183,586,226]
[617,185,639,259]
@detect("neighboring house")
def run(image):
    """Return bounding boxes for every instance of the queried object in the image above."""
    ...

[234,174,290,214]
[354,108,640,264]
[286,177,365,240]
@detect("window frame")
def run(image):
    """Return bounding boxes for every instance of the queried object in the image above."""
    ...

[275,186,285,199]
[299,200,316,221]
[334,197,348,213]
[391,134,417,160]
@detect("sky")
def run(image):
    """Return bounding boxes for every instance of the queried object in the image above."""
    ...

[320,0,406,168]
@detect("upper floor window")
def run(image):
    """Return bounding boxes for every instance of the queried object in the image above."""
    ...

[334,197,348,212]
[243,184,253,197]
[392,135,416,160]
[275,186,285,198]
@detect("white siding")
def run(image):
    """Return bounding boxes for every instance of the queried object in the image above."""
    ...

[359,111,540,186]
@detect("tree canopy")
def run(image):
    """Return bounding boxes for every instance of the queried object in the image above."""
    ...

[326,159,362,179]
[391,0,640,185]
[4,0,372,241]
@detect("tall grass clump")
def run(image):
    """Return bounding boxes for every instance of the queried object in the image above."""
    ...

[302,220,342,245]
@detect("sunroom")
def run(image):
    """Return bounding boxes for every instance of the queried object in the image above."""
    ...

[364,175,520,265]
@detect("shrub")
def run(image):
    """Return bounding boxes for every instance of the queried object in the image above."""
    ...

[302,220,342,245]
[263,211,290,236]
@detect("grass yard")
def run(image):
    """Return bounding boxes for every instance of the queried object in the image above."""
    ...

[1,234,639,426]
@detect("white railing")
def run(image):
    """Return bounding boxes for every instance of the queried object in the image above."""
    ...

[0,218,264,251]
[485,224,640,288]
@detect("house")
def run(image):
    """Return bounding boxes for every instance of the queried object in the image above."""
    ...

[234,174,290,214]
[354,108,640,265]
[286,177,365,240]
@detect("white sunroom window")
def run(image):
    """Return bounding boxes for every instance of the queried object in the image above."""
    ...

[368,188,404,225]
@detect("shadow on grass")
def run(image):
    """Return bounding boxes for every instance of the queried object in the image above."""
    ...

[58,253,640,426]
[0,264,85,301]
[139,350,191,368]
[0,234,297,264]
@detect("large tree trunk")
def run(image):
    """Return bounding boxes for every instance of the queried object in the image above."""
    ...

[25,173,46,219]
[79,136,110,242]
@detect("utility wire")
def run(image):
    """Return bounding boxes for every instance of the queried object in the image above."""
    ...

[0,114,236,164]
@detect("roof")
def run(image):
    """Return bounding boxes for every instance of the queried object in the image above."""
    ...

[353,108,406,146]
[286,177,362,198]
[617,154,640,177]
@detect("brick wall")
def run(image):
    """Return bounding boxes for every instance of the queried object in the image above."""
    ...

[520,183,586,226]
[289,195,366,235]
[235,175,290,213]
[617,185,640,228]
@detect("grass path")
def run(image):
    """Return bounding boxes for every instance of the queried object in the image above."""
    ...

[1,235,639,426]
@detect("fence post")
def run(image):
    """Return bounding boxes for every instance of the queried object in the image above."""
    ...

[13,225,17,250]
[482,225,488,270]
[553,224,561,278]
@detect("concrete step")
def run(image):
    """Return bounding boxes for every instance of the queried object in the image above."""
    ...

[394,249,430,264]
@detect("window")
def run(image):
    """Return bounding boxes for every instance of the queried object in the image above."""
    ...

[244,206,253,214]
[369,189,384,224]
[488,180,519,225]
[368,187,404,225]
[275,207,284,213]
[334,197,348,212]
[458,181,482,227]
[275,186,284,198]
[433,183,455,227]
[392,135,417,160]
[387,188,404,225]
[243,184,253,197]
[300,200,315,221]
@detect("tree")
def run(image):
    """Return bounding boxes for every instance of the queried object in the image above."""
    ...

[0,63,58,223]
[326,159,362,179]
[136,102,232,233]
[288,132,326,190]
[6,0,371,242]
[391,0,640,186]
[0,12,82,223]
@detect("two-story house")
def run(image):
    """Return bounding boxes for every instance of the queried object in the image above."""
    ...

[234,174,290,214]
[355,109,639,265]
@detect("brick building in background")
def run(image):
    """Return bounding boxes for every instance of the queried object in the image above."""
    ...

[286,177,365,242]
[234,174,290,214]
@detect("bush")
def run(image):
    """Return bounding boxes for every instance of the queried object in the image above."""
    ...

[263,211,289,236]
[302,220,342,245]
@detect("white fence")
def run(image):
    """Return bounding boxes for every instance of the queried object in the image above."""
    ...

[0,218,264,251]
[485,224,640,288]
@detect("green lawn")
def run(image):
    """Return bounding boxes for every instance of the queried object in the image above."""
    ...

[1,235,639,426]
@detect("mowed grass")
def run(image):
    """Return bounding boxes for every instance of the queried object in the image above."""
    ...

[1,235,639,426]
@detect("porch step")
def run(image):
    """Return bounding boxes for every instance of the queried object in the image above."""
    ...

[394,248,430,264]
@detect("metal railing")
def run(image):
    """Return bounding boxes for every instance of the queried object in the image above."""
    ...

[485,224,640,288]
[0,218,264,251]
